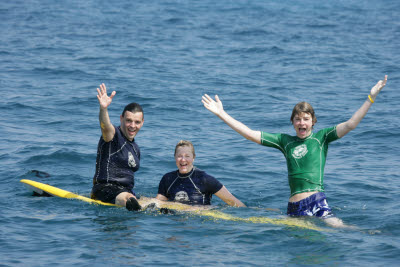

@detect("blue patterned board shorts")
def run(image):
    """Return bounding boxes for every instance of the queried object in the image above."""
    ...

[287,192,333,218]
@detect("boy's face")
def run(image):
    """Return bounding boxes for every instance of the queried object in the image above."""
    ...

[292,112,313,139]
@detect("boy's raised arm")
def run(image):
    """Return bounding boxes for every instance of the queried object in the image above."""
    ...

[336,75,388,138]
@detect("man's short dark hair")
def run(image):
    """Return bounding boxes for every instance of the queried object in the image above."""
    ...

[122,103,144,118]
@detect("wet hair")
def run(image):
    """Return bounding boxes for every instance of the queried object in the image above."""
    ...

[122,102,144,119]
[290,102,317,125]
[174,140,196,158]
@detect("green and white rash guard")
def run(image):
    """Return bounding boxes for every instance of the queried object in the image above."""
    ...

[261,126,339,197]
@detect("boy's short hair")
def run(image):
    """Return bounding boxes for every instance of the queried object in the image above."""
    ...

[290,102,317,125]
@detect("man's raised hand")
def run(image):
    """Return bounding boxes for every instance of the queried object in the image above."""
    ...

[97,83,116,109]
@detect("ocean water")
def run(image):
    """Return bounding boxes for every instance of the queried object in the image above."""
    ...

[1,0,400,266]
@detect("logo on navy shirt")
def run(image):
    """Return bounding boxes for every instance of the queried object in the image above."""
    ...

[175,191,190,202]
[128,152,136,168]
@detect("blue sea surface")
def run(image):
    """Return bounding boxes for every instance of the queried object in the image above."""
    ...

[1,0,400,266]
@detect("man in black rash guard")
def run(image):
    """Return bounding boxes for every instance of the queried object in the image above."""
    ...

[91,83,143,211]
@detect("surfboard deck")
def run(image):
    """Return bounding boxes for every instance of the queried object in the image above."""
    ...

[20,179,196,210]
[20,179,327,231]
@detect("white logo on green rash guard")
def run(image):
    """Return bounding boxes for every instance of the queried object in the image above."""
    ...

[292,144,308,159]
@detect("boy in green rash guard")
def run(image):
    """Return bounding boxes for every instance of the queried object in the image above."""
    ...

[202,75,387,228]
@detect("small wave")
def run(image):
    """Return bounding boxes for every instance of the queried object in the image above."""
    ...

[164,17,185,24]
[233,29,271,37]
[228,46,283,55]
[0,50,11,56]
[30,46,76,54]
[31,67,91,77]
[3,102,43,112]
[23,149,92,165]
[305,22,338,29]
[75,56,106,63]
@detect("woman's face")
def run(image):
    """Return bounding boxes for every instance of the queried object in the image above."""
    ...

[175,145,195,174]
[292,112,313,139]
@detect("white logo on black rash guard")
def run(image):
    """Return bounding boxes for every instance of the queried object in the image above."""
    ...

[175,191,190,202]
[128,152,136,168]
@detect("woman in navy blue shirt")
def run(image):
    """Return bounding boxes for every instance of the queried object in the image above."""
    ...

[156,140,245,207]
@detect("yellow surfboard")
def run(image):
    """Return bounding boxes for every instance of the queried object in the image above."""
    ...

[20,179,211,211]
[20,179,327,231]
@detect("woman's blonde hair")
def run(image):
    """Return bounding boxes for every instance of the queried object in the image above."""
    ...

[174,140,196,158]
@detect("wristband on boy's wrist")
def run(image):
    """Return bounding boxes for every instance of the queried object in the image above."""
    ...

[368,95,374,103]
